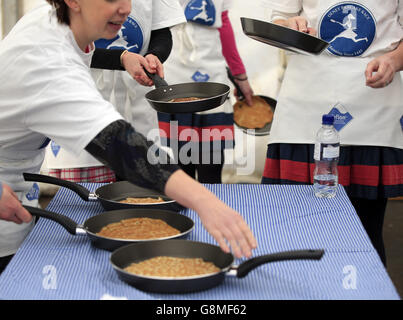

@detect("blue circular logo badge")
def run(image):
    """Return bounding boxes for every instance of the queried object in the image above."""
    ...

[185,0,216,26]
[95,16,143,53]
[319,2,376,56]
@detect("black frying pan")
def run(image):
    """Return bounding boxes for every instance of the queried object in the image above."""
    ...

[144,71,230,114]
[24,173,183,212]
[24,206,194,251]
[110,240,324,293]
[241,17,329,55]
[226,67,276,136]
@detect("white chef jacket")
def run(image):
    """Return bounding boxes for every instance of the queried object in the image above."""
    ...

[0,4,123,256]
[45,0,186,169]
[261,0,403,149]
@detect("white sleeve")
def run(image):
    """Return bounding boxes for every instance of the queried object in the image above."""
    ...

[26,59,123,156]
[152,0,186,30]
[399,0,403,27]
[260,0,302,13]
[222,0,233,12]
[271,9,300,22]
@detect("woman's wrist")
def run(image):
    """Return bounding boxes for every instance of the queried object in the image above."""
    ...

[233,73,248,81]
[120,50,129,68]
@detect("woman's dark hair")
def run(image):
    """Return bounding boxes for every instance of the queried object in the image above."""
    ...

[46,0,70,25]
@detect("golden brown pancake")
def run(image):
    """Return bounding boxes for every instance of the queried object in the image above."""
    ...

[119,197,165,204]
[233,96,273,129]
[97,217,180,240]
[170,97,202,102]
[124,256,220,277]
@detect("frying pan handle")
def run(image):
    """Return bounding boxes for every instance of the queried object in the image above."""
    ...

[236,249,324,278]
[23,205,78,235]
[226,67,244,100]
[23,172,91,201]
[143,69,169,88]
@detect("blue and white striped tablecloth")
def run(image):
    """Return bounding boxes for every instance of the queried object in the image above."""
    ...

[0,184,399,300]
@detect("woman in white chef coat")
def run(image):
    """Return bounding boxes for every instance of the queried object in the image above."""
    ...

[44,0,186,183]
[0,0,257,273]
[157,0,254,183]
[260,0,403,265]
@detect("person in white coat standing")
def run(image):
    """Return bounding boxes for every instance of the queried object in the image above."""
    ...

[158,0,255,184]
[261,0,403,265]
[44,0,186,183]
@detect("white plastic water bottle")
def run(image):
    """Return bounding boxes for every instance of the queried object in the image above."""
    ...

[313,114,340,198]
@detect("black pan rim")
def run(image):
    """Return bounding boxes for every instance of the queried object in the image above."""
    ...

[85,226,194,243]
[110,240,236,280]
[83,210,195,242]
[241,17,329,54]
[145,84,230,104]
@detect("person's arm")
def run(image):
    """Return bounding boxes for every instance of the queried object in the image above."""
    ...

[218,11,254,106]
[365,40,403,88]
[0,182,32,224]
[271,9,316,35]
[144,28,173,64]
[91,28,172,86]
[85,120,257,258]
[85,120,179,193]
[119,28,173,86]
[90,48,125,71]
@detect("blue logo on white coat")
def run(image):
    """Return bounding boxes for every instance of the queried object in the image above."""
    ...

[192,71,209,82]
[319,3,376,56]
[329,107,353,131]
[185,0,216,26]
[95,16,143,53]
[400,116,403,131]
[51,141,61,157]
[26,183,40,201]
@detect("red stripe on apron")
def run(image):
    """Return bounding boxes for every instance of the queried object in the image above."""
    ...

[263,160,403,188]
[382,164,403,186]
[263,159,314,183]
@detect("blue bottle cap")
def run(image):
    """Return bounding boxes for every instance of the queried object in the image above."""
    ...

[322,114,335,125]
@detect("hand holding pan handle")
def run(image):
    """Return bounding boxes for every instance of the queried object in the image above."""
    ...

[23,172,91,201]
[23,205,79,235]
[226,67,245,100]
[143,69,169,88]
[235,249,325,278]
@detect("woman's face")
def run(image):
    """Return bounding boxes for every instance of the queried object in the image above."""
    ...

[74,0,131,42]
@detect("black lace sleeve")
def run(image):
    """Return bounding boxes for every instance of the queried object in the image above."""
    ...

[85,120,180,193]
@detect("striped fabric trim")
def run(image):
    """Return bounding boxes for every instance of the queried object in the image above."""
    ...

[48,167,116,183]
[157,111,234,145]
[262,144,403,199]
[0,183,398,300]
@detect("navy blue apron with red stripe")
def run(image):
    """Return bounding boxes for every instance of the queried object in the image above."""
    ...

[262,143,403,199]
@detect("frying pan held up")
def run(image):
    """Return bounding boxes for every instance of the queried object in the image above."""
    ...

[241,17,329,55]
[23,173,183,212]
[144,71,230,114]
[24,206,194,251]
[110,240,325,293]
